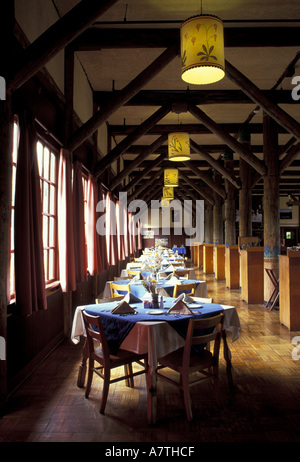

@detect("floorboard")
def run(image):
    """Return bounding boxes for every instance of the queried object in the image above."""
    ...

[1,264,300,443]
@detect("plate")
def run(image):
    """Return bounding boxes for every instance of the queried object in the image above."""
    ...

[147,310,164,315]
[188,304,202,308]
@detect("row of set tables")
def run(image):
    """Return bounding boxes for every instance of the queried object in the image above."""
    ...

[103,276,208,299]
[71,291,241,424]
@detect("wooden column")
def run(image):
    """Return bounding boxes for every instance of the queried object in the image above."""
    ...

[213,172,223,246]
[224,148,236,247]
[204,201,213,244]
[263,113,280,303]
[238,127,252,237]
[224,148,238,287]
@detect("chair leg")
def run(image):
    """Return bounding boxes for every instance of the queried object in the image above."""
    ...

[182,373,193,422]
[100,368,111,414]
[85,359,94,398]
[124,363,134,388]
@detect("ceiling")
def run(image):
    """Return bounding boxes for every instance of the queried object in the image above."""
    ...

[52,0,300,205]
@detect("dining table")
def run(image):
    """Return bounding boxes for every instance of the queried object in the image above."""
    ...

[120,265,197,279]
[71,295,241,424]
[103,277,208,299]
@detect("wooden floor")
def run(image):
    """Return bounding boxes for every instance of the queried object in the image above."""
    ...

[1,264,300,443]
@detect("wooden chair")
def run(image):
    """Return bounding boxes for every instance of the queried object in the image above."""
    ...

[110,282,131,298]
[82,310,148,414]
[114,276,132,280]
[156,313,224,421]
[170,261,183,267]
[173,269,189,279]
[127,269,141,277]
[173,282,196,298]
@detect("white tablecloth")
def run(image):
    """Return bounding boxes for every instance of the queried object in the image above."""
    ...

[71,303,240,372]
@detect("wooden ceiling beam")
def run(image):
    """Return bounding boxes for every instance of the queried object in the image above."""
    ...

[121,152,167,193]
[121,143,265,155]
[8,0,119,91]
[225,59,300,142]
[280,142,300,174]
[182,162,226,199]
[68,45,177,152]
[189,104,267,176]
[108,123,288,136]
[94,105,170,178]
[72,27,300,50]
[94,89,294,107]
[189,139,242,189]
[109,134,168,191]
[178,170,215,206]
[128,168,165,202]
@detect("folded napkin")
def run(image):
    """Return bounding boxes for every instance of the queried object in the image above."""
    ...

[177,292,194,304]
[165,273,179,280]
[166,264,174,271]
[167,299,193,315]
[130,273,143,282]
[124,293,142,303]
[111,300,136,314]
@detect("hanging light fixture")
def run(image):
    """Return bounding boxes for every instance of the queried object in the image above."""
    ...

[164,169,179,187]
[161,197,171,207]
[181,14,225,85]
[168,132,190,161]
[163,186,174,199]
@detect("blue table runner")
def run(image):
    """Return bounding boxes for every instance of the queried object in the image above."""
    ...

[83,298,223,355]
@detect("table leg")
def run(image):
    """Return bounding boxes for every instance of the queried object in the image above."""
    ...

[222,330,234,390]
[77,339,88,388]
[147,368,157,425]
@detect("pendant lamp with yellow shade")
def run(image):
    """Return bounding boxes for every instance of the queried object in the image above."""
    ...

[181,14,225,85]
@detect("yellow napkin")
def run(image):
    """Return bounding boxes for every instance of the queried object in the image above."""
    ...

[167,299,193,315]
[111,300,135,314]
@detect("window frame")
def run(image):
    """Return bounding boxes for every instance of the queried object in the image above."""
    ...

[36,136,59,288]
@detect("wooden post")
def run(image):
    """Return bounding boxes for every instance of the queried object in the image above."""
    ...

[263,113,280,304]
[224,148,236,247]
[213,172,223,246]
[238,127,253,237]
[204,201,213,244]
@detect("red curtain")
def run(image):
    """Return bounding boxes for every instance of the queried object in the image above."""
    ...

[105,192,117,266]
[137,219,142,250]
[73,161,87,282]
[57,148,76,292]
[116,201,125,261]
[86,174,102,275]
[14,111,46,316]
[97,185,108,270]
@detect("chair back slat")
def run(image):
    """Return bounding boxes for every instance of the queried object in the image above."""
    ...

[183,314,224,363]
[82,310,110,364]
[110,282,131,297]
[173,282,196,298]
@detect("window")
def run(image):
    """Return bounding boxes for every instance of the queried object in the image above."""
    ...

[37,139,58,285]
